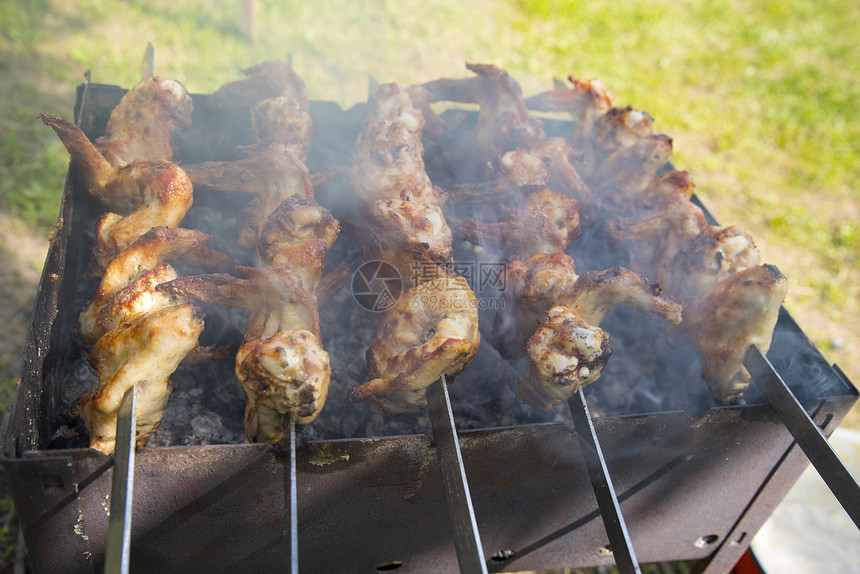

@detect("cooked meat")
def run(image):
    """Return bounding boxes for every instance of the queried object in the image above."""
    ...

[256,196,340,289]
[160,266,320,343]
[348,82,444,211]
[349,275,481,415]
[590,134,674,212]
[518,267,683,411]
[72,303,204,455]
[159,265,331,440]
[525,75,616,179]
[492,252,579,358]
[78,226,237,343]
[592,105,655,162]
[95,76,193,166]
[415,62,545,166]
[40,111,197,271]
[364,197,453,287]
[237,329,331,437]
[250,96,313,159]
[665,225,762,305]
[676,264,787,404]
[450,188,580,259]
[208,60,309,110]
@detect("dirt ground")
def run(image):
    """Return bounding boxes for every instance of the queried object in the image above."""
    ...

[0,213,52,408]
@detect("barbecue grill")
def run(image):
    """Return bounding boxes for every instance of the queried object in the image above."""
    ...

[2,77,857,574]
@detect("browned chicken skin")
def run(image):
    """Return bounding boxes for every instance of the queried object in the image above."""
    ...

[348,82,444,210]
[349,275,481,415]
[208,60,309,110]
[518,267,683,411]
[345,82,482,415]
[73,303,204,455]
[159,63,338,440]
[449,188,580,260]
[39,113,195,271]
[78,226,237,344]
[96,76,193,166]
[492,252,579,358]
[415,63,545,167]
[677,264,787,404]
[158,264,331,438]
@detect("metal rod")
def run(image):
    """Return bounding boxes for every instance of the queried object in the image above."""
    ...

[283,415,299,574]
[744,345,860,529]
[105,385,137,574]
[427,376,488,574]
[569,388,642,574]
[140,42,154,80]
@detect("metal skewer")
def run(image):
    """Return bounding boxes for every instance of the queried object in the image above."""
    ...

[744,345,860,528]
[105,385,138,574]
[427,376,488,574]
[141,42,154,80]
[282,415,299,574]
[569,388,642,574]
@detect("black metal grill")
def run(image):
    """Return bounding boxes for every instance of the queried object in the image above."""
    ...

[2,81,857,574]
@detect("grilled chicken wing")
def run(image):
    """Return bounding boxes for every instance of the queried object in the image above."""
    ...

[208,60,309,110]
[40,112,196,271]
[72,303,204,454]
[677,264,787,404]
[256,196,340,288]
[492,252,579,358]
[96,76,193,166]
[590,134,673,212]
[449,188,580,259]
[518,267,682,411]
[416,63,544,168]
[363,198,454,288]
[525,75,616,179]
[237,329,331,435]
[348,82,444,211]
[79,226,237,343]
[159,265,330,439]
[349,275,481,415]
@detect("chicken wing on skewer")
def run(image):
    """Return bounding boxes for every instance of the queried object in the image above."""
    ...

[158,266,330,439]
[207,60,309,110]
[256,196,340,289]
[39,112,196,271]
[78,226,238,344]
[348,82,444,211]
[448,188,580,259]
[676,264,787,404]
[525,75,616,179]
[73,303,204,454]
[96,76,193,167]
[349,275,481,415]
[492,252,579,359]
[518,267,683,411]
[589,134,674,213]
[414,63,545,165]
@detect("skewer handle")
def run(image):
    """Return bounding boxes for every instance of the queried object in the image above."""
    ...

[427,376,488,574]
[283,415,299,574]
[105,385,137,574]
[569,388,642,574]
[744,345,860,529]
